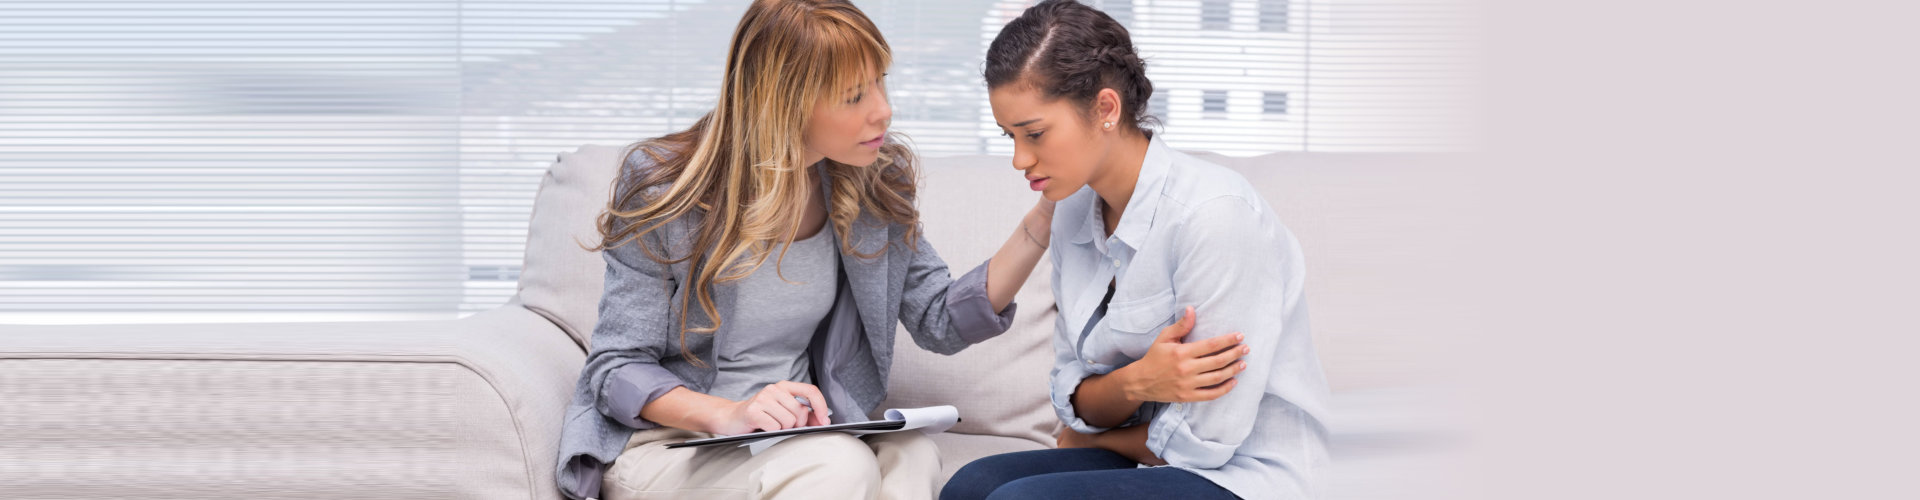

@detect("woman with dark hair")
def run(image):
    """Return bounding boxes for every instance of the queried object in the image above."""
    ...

[940,1,1331,499]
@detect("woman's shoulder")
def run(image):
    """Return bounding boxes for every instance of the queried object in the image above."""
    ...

[1165,150,1263,207]
[614,141,700,218]
[606,141,704,244]
[1159,152,1296,248]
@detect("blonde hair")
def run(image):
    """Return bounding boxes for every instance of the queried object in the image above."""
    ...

[591,0,920,366]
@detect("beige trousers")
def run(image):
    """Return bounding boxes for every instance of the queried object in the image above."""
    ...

[602,427,943,500]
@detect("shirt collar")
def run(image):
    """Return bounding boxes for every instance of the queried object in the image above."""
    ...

[1071,134,1172,250]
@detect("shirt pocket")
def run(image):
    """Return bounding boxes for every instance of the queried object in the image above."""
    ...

[1102,289,1177,359]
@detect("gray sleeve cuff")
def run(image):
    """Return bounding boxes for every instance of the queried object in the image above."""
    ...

[947,257,1018,345]
[561,454,604,500]
[599,363,685,430]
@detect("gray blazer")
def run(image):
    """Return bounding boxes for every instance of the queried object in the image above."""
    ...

[554,151,1017,499]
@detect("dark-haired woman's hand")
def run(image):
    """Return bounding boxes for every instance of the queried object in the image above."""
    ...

[1056,425,1097,449]
[1116,306,1249,403]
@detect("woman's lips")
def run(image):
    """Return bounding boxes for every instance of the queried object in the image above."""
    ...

[860,134,885,149]
[1028,176,1050,191]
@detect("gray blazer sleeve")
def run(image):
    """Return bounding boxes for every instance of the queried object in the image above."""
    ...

[555,155,688,500]
[895,229,1019,355]
[589,237,686,431]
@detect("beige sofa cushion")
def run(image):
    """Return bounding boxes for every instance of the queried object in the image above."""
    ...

[0,305,583,500]
[515,144,627,349]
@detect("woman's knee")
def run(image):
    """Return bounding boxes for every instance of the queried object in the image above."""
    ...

[982,475,1072,500]
[769,433,882,486]
[940,454,1024,500]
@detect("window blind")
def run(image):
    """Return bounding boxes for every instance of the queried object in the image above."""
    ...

[0,1,468,321]
[0,0,1478,321]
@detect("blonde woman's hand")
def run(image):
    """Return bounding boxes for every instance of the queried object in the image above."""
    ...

[1022,199,1057,249]
[1116,306,1250,403]
[708,380,830,435]
[1032,197,1057,221]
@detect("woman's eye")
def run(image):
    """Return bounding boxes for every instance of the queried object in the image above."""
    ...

[847,92,864,105]
[1000,131,1014,139]
[1027,131,1044,141]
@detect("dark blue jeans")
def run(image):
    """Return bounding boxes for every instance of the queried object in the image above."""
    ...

[939,448,1240,500]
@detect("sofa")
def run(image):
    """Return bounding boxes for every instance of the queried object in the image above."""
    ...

[0,144,1476,499]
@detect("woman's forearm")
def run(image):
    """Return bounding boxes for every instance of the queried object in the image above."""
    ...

[1071,366,1145,429]
[984,205,1051,312]
[1095,424,1166,466]
[637,386,729,434]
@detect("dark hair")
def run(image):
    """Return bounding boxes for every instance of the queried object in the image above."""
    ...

[984,0,1156,134]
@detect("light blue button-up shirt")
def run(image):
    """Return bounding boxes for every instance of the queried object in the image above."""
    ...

[1047,135,1331,500]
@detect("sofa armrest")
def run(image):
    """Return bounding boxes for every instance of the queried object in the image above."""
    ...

[0,304,584,500]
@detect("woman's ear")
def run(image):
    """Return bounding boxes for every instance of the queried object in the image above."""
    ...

[1095,88,1123,132]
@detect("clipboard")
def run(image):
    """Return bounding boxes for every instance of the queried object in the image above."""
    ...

[664,405,962,450]
[666,420,913,449]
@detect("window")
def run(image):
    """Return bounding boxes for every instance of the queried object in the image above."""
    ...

[1203,90,1231,118]
[1201,0,1233,31]
[1264,91,1290,116]
[1,0,1479,320]
[1260,0,1290,32]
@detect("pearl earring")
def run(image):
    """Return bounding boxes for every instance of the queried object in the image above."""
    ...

[1103,122,1113,130]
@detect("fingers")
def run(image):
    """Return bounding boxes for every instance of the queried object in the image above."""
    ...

[1193,359,1247,388]
[1155,306,1197,343]
[1185,377,1239,402]
[758,385,805,429]
[779,381,831,427]
[759,399,800,430]
[1192,340,1250,373]
[1190,331,1245,356]
[747,408,783,433]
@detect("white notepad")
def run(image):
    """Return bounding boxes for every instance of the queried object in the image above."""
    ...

[665,405,961,455]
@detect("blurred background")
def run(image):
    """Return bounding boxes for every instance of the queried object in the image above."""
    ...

[16,1,1913,499]
[0,0,1479,324]
[0,1,1485,499]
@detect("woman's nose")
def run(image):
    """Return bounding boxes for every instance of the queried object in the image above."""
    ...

[870,92,892,125]
[1012,144,1036,170]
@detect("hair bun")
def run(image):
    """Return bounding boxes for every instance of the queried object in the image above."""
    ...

[1094,45,1135,68]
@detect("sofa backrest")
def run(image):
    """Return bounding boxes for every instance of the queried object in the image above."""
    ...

[515,144,1477,446]
[514,144,625,348]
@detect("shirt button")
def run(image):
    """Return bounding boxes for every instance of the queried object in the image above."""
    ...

[1111,259,1121,268]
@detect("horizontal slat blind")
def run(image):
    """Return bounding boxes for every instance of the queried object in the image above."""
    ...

[0,1,467,318]
[1297,0,1482,151]
[980,0,1480,155]
[0,0,1477,321]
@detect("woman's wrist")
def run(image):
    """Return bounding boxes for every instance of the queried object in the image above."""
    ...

[1110,364,1143,403]
[1020,209,1052,249]
[684,392,733,434]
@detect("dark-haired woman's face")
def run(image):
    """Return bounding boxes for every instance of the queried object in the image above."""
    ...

[989,85,1101,202]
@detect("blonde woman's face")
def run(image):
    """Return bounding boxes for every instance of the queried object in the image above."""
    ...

[988,84,1100,202]
[805,72,892,167]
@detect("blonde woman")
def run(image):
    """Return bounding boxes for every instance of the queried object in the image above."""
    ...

[553,0,1054,499]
